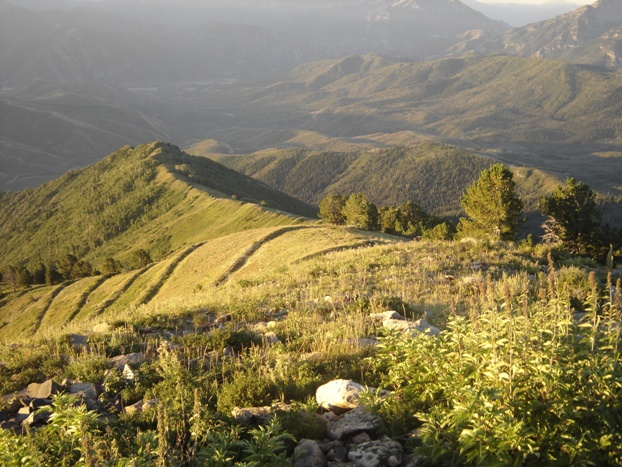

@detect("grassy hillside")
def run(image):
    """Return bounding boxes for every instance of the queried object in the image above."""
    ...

[0,225,399,340]
[1,233,620,465]
[0,142,315,270]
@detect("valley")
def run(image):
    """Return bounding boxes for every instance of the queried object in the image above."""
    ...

[1,0,622,465]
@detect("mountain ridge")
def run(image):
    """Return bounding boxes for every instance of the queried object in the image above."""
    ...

[0,142,315,270]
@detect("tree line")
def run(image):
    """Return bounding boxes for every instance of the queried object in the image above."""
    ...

[319,193,454,240]
[319,163,622,262]
[0,249,153,292]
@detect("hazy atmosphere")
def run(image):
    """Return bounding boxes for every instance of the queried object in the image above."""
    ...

[1,0,622,465]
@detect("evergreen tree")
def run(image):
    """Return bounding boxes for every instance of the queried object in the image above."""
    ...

[540,178,602,257]
[101,257,121,276]
[379,206,400,234]
[133,249,152,269]
[318,194,347,225]
[58,254,78,280]
[33,263,47,285]
[397,200,429,237]
[15,266,33,289]
[45,265,62,286]
[70,261,93,279]
[457,164,523,241]
[343,193,378,231]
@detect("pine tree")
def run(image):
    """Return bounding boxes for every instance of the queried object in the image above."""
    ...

[343,193,378,231]
[457,164,523,241]
[540,178,601,256]
[318,194,347,225]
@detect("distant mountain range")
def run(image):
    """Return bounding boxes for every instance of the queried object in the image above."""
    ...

[502,0,622,69]
[1,0,621,200]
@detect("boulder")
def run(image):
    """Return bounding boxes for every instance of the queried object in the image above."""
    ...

[69,382,98,400]
[413,319,441,337]
[316,380,366,412]
[263,331,280,345]
[110,353,145,369]
[232,403,290,424]
[294,439,327,467]
[69,334,88,349]
[26,379,61,399]
[382,318,440,337]
[327,407,380,441]
[370,311,404,321]
[23,410,52,427]
[347,436,403,467]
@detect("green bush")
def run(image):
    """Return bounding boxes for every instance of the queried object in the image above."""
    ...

[368,281,622,465]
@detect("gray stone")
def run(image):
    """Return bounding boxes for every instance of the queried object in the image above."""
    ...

[26,379,61,399]
[370,311,404,321]
[294,439,327,467]
[110,353,145,369]
[347,436,403,467]
[23,411,52,427]
[70,334,88,349]
[69,382,98,400]
[327,407,380,441]
[263,331,280,345]
[232,403,290,424]
[348,432,372,446]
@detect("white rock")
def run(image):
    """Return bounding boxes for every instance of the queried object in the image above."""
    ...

[316,380,366,412]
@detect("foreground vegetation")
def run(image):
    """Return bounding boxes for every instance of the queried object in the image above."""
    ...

[1,237,620,465]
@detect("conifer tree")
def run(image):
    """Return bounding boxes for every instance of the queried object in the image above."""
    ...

[457,164,523,241]
[318,194,347,225]
[540,178,601,256]
[343,193,378,231]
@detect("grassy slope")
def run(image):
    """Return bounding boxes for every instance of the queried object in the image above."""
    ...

[0,142,316,270]
[0,225,399,340]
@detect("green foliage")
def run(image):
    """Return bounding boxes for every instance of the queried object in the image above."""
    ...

[368,274,622,465]
[318,194,347,225]
[132,249,152,269]
[540,178,602,258]
[0,142,314,273]
[343,193,379,230]
[458,163,524,241]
